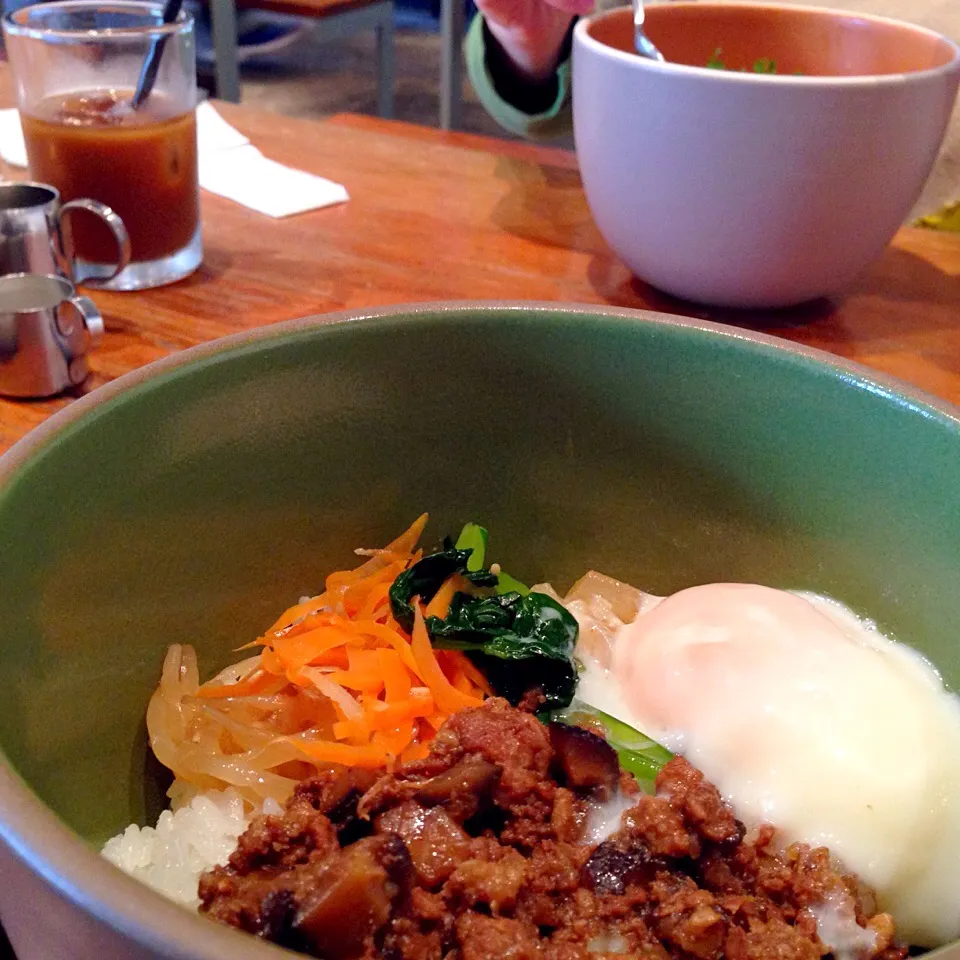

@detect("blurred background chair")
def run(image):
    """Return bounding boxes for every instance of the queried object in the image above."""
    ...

[205,0,395,115]
[199,0,476,129]
[438,0,463,128]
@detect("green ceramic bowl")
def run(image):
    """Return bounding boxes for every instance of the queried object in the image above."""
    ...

[0,303,958,960]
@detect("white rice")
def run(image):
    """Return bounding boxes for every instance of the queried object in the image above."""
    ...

[101,787,283,908]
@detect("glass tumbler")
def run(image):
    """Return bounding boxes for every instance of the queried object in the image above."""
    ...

[3,1,201,290]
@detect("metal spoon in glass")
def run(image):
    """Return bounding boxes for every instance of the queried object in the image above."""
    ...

[631,0,664,61]
[130,0,185,108]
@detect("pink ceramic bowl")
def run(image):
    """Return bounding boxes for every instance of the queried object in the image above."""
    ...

[572,2,960,308]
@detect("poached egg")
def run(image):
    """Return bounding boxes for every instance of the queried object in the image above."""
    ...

[576,582,960,949]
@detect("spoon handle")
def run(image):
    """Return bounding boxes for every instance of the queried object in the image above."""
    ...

[631,0,665,61]
[131,0,185,109]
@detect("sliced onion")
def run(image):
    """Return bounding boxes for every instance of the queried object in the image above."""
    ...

[564,570,647,623]
[209,654,263,686]
[299,667,363,720]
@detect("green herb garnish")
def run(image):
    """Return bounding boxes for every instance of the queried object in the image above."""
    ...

[388,539,497,632]
[706,47,726,69]
[388,525,579,710]
[430,591,578,711]
[706,47,783,73]
[751,56,778,74]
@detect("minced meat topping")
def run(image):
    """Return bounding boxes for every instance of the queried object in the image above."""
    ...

[199,698,906,960]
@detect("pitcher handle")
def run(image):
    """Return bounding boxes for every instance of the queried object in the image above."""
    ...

[58,198,132,286]
[69,294,105,347]
[53,290,105,353]
[53,291,105,388]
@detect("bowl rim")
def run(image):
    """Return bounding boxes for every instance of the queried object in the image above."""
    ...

[1,300,959,960]
[574,0,960,86]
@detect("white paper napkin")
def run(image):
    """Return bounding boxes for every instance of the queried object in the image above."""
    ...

[0,108,27,168]
[0,100,348,217]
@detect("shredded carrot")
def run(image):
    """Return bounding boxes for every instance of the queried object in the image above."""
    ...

[291,737,394,768]
[365,691,435,730]
[332,717,371,742]
[196,515,489,776]
[372,720,415,755]
[302,648,350,670]
[268,622,357,675]
[329,649,386,695]
[378,648,411,702]
[356,620,424,679]
[355,579,395,619]
[421,712,448,732]
[424,573,471,620]
[411,605,484,715]
[401,740,432,763]
[325,515,428,590]
[447,650,494,696]
[341,559,407,617]
[265,596,326,635]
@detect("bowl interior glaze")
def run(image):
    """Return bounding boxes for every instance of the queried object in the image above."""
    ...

[0,306,958,956]
[589,1,958,76]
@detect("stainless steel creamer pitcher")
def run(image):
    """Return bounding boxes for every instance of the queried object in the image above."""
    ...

[0,182,130,286]
[0,272,103,398]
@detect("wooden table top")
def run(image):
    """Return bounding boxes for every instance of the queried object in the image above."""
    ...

[1,88,959,455]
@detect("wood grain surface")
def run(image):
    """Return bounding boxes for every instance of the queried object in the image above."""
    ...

[0,74,958,457]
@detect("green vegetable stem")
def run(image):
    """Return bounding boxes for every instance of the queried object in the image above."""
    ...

[454,523,530,595]
[554,699,674,793]
[454,522,488,572]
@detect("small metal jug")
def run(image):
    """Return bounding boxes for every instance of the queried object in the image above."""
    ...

[0,273,103,398]
[0,182,130,286]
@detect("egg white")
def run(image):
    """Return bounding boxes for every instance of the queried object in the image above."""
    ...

[575,582,960,949]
